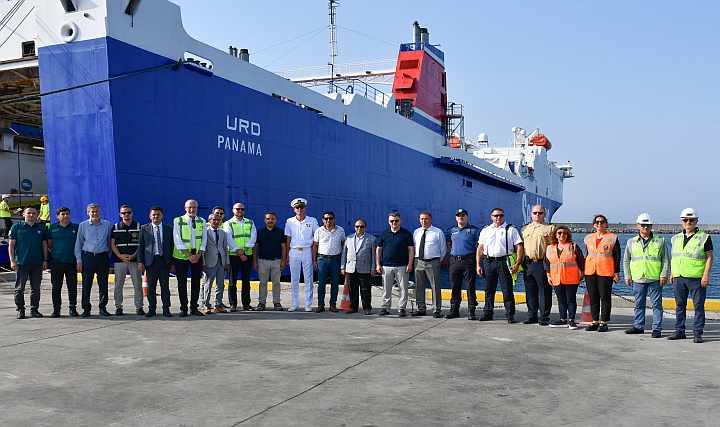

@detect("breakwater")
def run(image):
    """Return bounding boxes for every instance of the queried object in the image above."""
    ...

[562,223,720,234]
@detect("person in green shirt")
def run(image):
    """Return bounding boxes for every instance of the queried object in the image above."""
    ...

[8,206,48,319]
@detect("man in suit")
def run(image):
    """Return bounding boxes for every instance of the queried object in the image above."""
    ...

[341,219,376,315]
[137,206,175,317]
[202,214,231,314]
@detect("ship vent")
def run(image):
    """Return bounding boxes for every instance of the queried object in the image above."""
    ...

[60,0,77,13]
[125,0,142,16]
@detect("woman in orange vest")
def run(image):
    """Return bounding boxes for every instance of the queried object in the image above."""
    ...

[544,225,585,329]
[583,214,620,332]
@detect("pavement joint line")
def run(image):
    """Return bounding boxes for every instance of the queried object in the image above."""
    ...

[230,318,449,425]
[0,319,138,349]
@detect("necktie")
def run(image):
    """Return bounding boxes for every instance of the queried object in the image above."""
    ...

[156,225,163,256]
[214,228,220,244]
[419,229,426,259]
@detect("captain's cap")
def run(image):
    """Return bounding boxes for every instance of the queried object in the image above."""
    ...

[680,207,698,219]
[291,197,307,208]
[455,208,468,216]
[636,213,653,225]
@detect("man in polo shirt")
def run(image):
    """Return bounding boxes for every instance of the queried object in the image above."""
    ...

[74,203,113,317]
[253,212,287,311]
[47,207,79,317]
[376,212,414,317]
[412,211,447,318]
[445,208,481,320]
[8,206,48,319]
[285,198,318,312]
[313,210,346,313]
[110,205,143,316]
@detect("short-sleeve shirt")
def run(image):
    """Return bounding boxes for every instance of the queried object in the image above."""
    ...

[256,226,285,260]
[314,226,346,256]
[446,224,480,256]
[48,222,79,264]
[377,227,414,267]
[285,216,319,249]
[9,221,47,265]
[520,222,555,260]
[479,222,523,257]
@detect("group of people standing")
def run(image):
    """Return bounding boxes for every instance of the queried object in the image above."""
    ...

[7,197,714,342]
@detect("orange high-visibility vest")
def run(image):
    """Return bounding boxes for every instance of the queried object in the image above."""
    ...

[583,232,617,276]
[546,243,581,286]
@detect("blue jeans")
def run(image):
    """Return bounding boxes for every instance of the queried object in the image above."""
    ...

[317,256,341,307]
[672,277,706,335]
[554,284,579,320]
[633,281,663,332]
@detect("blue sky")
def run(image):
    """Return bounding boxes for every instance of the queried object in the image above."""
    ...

[170,0,720,224]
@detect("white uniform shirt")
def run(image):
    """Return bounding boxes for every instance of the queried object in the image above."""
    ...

[413,225,447,259]
[478,222,523,257]
[285,215,319,249]
[314,226,346,255]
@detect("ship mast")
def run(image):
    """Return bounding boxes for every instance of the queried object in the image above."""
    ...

[328,0,338,93]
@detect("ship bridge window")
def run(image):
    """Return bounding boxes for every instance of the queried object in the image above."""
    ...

[463,179,473,189]
[399,60,419,69]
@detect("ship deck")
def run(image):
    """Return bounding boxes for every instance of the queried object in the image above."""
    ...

[1,274,718,425]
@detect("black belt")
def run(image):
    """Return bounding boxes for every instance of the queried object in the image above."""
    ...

[154,254,164,258]
[452,254,475,261]
[485,255,507,261]
[260,258,281,261]
[318,254,341,259]
[83,250,108,256]
[529,259,543,262]
[418,257,439,262]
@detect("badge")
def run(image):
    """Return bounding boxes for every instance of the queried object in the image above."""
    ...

[603,245,609,250]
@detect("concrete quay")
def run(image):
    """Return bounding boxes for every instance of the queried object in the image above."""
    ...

[1,274,719,426]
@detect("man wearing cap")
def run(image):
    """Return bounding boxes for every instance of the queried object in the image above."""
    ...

[172,199,207,317]
[668,208,713,343]
[376,212,414,317]
[1,194,13,238]
[445,208,481,320]
[224,202,257,311]
[47,207,80,317]
[476,208,524,323]
[412,211,447,318]
[520,204,555,325]
[623,213,669,338]
[39,196,50,225]
[285,198,318,312]
[8,206,48,319]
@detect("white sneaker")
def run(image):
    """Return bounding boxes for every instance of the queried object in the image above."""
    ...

[304,306,313,312]
[288,305,298,312]
[568,320,578,330]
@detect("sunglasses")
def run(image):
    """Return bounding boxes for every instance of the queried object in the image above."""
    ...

[532,211,545,215]
[120,211,133,215]
[355,225,365,228]
[639,224,651,228]
[682,218,697,223]
[389,219,399,223]
[556,231,567,235]
[594,220,608,225]
[492,214,504,218]
[323,217,335,221]
[234,207,245,211]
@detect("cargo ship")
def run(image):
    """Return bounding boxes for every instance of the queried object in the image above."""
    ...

[0,0,573,237]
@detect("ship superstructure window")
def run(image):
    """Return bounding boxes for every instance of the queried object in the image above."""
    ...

[399,60,419,69]
[60,0,77,13]
[22,41,35,57]
[463,179,473,189]
[125,0,142,16]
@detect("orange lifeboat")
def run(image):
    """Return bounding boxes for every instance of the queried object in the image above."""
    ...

[530,133,552,150]
[449,136,461,148]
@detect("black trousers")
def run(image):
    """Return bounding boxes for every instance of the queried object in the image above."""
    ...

[523,260,553,321]
[449,256,477,308]
[174,257,203,311]
[2,217,12,237]
[81,251,110,311]
[348,271,372,310]
[482,257,515,317]
[585,274,613,322]
[51,260,78,310]
[229,255,253,308]
[146,257,171,311]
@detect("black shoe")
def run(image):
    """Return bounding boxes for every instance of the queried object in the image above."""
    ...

[145,310,156,318]
[256,303,266,311]
[433,311,442,318]
[51,311,60,318]
[136,308,146,316]
[468,310,477,321]
[539,320,550,326]
[507,317,517,324]
[69,308,79,317]
[274,303,283,311]
[445,311,460,319]
[625,327,644,335]
[478,313,493,321]
[651,330,661,338]
[523,317,538,325]
[411,310,426,317]
[694,335,703,343]
[81,310,91,318]
[378,309,390,316]
[163,309,172,317]
[30,310,43,318]
[667,331,686,340]
[179,310,187,317]
[586,323,599,331]
[597,323,608,332]
[193,309,204,316]
[99,308,111,316]
[398,309,407,317]
[115,308,124,316]
[17,310,26,319]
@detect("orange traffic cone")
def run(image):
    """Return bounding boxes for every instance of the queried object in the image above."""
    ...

[340,276,351,311]
[142,272,148,297]
[579,293,592,325]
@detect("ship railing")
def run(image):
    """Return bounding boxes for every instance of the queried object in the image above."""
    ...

[329,79,392,107]
[273,59,397,82]
[399,43,445,62]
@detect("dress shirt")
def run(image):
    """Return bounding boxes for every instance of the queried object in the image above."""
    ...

[223,217,257,250]
[172,214,207,252]
[285,215,318,248]
[207,225,228,256]
[152,224,164,255]
[354,234,366,253]
[446,224,480,256]
[74,219,112,262]
[478,222,523,257]
[314,225,346,255]
[413,225,447,259]
[520,222,555,260]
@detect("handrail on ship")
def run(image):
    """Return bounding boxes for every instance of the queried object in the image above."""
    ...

[328,79,392,107]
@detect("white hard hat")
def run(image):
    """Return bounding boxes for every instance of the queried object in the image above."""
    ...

[291,197,307,208]
[1,194,8,199]
[636,213,653,225]
[680,207,698,219]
